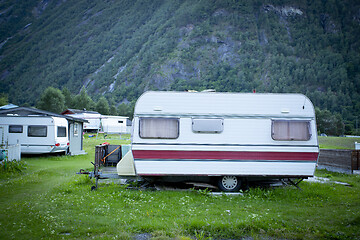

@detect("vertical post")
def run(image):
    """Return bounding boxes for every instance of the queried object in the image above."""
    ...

[96,118,102,139]
[351,150,360,172]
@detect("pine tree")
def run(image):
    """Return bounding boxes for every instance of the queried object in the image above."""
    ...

[62,87,73,109]
[109,104,117,116]
[96,96,110,115]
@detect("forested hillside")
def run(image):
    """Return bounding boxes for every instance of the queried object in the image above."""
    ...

[1,0,359,133]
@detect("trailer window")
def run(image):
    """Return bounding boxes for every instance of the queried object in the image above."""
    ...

[9,125,23,133]
[74,123,79,136]
[192,118,223,133]
[57,126,67,137]
[139,118,179,139]
[272,120,311,141]
[28,126,47,137]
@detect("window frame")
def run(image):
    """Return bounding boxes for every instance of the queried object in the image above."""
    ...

[9,125,23,133]
[192,118,224,133]
[28,125,48,137]
[139,117,180,139]
[271,120,312,141]
[57,126,67,138]
[73,123,79,136]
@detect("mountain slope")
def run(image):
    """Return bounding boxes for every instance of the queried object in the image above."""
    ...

[1,0,360,127]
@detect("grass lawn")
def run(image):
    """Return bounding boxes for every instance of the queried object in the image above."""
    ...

[318,136,360,149]
[0,135,359,239]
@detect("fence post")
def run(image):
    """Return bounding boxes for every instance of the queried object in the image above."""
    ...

[351,150,360,173]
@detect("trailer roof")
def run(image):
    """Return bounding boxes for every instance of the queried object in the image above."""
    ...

[0,107,88,123]
[61,108,100,115]
[134,91,315,118]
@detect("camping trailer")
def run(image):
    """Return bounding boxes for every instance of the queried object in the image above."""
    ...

[0,116,69,154]
[62,109,131,134]
[101,116,130,134]
[78,112,102,132]
[126,91,319,191]
[62,109,101,132]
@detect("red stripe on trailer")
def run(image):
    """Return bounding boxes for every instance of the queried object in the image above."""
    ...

[132,150,319,161]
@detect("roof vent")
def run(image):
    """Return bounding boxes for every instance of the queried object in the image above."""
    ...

[201,89,216,92]
[153,106,162,111]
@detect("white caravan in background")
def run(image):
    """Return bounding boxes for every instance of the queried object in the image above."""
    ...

[123,91,319,191]
[0,116,69,154]
[75,112,102,132]
[101,116,129,134]
[65,112,130,134]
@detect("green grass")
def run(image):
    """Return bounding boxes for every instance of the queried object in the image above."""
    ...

[319,136,360,149]
[0,136,359,239]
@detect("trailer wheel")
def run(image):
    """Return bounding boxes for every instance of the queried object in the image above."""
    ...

[217,176,241,192]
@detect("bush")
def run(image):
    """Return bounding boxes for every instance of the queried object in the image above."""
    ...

[0,160,27,174]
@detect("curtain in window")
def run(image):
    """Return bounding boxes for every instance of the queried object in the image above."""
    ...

[272,121,289,140]
[272,120,310,141]
[74,124,79,136]
[289,121,309,140]
[140,118,179,139]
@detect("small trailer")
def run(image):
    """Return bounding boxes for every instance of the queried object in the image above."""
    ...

[83,91,319,191]
[101,115,130,134]
[0,116,69,154]
[77,112,102,132]
[62,109,102,132]
[131,91,319,191]
[63,110,131,134]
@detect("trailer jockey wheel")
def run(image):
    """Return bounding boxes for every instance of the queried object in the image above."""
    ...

[218,176,241,192]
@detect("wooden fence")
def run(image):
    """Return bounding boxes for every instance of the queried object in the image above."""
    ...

[318,149,360,174]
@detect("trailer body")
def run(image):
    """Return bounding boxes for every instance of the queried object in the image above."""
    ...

[130,91,319,184]
[101,116,129,134]
[66,112,130,133]
[0,116,69,154]
[71,112,102,132]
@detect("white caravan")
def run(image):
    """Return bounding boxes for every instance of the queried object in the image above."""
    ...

[124,91,319,191]
[80,113,102,132]
[65,112,129,133]
[65,112,101,132]
[0,116,69,154]
[101,116,129,134]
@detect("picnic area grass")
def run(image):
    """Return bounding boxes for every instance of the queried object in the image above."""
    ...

[0,135,359,239]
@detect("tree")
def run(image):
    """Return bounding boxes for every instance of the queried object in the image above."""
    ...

[117,102,134,118]
[117,101,135,119]
[37,87,65,113]
[315,108,345,136]
[62,87,73,108]
[0,93,8,106]
[72,87,95,110]
[117,103,128,116]
[334,113,345,136]
[109,104,117,115]
[96,96,110,115]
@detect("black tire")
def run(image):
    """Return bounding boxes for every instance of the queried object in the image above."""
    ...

[217,176,241,192]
